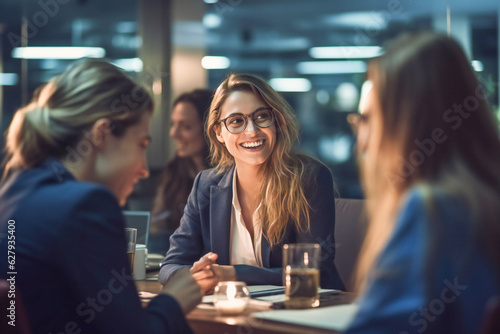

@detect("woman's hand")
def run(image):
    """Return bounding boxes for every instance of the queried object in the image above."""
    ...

[190,252,237,295]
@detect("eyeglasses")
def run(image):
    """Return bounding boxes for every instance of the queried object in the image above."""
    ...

[346,113,370,135]
[218,107,275,134]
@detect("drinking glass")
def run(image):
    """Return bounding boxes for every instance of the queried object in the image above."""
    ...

[283,243,321,308]
[124,228,137,276]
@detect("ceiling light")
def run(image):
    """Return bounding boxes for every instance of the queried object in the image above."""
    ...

[323,12,389,30]
[335,82,359,111]
[12,47,105,59]
[269,78,311,92]
[310,46,382,59]
[39,59,58,70]
[471,60,484,72]
[319,135,352,163]
[201,56,230,69]
[112,58,143,72]
[116,22,137,34]
[203,13,221,28]
[297,61,367,75]
[316,89,330,104]
[0,73,19,86]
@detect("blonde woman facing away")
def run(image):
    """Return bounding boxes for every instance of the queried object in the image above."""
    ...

[0,59,201,334]
[345,32,500,333]
[158,73,345,294]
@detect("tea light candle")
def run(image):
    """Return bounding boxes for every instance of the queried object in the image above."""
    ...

[214,298,247,315]
[214,281,249,315]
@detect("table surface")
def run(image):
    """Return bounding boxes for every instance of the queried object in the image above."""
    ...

[135,275,354,334]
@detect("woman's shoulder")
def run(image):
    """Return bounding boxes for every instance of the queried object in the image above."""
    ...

[296,154,333,184]
[294,153,330,172]
[402,186,468,216]
[3,160,118,206]
[196,166,234,188]
[397,186,473,236]
[290,154,335,200]
[38,178,121,217]
[1,165,122,231]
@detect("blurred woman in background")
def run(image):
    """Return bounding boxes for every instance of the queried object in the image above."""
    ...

[0,59,200,334]
[346,32,500,334]
[151,89,212,253]
[159,73,344,294]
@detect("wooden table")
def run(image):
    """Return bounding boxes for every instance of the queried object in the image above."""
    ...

[135,276,354,334]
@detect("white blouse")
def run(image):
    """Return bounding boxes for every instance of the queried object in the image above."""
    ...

[229,169,263,267]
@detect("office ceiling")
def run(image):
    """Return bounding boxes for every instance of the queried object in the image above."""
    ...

[0,0,498,87]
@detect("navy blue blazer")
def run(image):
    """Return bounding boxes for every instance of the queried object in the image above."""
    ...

[159,159,345,290]
[0,159,192,334]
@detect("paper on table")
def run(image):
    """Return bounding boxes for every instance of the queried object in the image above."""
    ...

[197,299,272,311]
[252,303,359,331]
[202,285,283,303]
[202,295,214,303]
[139,291,158,299]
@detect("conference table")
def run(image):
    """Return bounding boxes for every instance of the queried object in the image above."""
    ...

[135,273,355,334]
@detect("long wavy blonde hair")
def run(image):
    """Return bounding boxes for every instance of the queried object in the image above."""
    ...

[2,59,153,180]
[206,73,311,246]
[355,32,500,291]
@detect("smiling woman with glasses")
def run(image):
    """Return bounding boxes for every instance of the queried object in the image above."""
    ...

[159,73,345,294]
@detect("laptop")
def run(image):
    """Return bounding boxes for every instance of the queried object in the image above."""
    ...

[122,210,151,247]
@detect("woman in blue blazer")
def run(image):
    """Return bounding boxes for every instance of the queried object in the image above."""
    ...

[0,59,200,334]
[159,73,344,294]
[345,32,500,333]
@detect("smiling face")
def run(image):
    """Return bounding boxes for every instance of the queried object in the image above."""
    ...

[214,90,276,170]
[95,112,152,206]
[169,101,206,159]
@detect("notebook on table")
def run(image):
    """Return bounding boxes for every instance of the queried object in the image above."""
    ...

[252,303,359,332]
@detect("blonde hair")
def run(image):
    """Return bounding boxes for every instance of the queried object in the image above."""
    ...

[3,59,153,179]
[206,73,311,245]
[355,32,500,291]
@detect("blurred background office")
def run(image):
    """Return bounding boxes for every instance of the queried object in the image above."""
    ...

[0,0,498,206]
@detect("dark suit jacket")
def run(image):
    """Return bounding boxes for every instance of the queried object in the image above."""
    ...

[0,159,191,334]
[159,159,345,290]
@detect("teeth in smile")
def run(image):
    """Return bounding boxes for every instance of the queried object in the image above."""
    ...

[242,140,263,148]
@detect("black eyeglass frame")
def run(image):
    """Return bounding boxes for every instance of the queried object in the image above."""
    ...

[218,107,275,134]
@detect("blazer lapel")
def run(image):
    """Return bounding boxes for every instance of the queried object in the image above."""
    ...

[261,233,272,267]
[209,167,234,265]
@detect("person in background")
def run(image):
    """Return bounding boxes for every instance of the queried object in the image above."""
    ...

[159,73,345,294]
[150,89,212,254]
[345,32,500,333]
[0,59,201,334]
